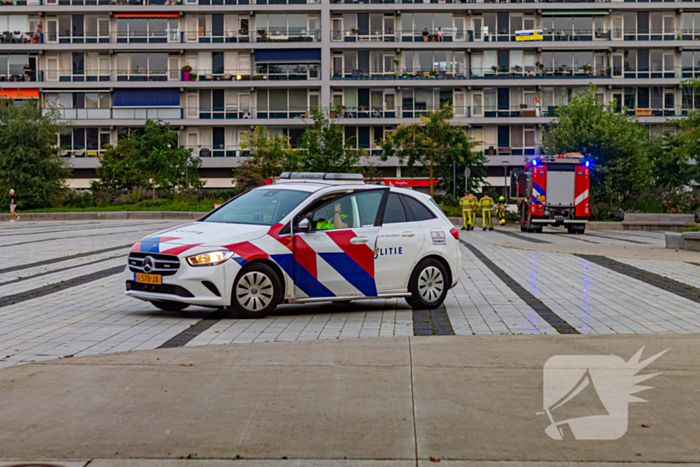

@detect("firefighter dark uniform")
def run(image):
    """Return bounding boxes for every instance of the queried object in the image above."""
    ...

[459,192,476,231]
[479,195,494,231]
[495,196,506,226]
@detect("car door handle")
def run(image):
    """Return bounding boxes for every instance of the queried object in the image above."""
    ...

[401,231,416,237]
[350,236,369,244]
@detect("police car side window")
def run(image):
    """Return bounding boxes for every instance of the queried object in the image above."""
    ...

[383,193,407,224]
[402,196,436,222]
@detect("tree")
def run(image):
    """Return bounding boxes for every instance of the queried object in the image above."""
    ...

[646,132,698,190]
[0,100,71,209]
[543,84,652,205]
[94,134,147,194]
[380,104,486,197]
[137,120,203,199]
[301,107,364,172]
[233,126,302,191]
[94,120,202,200]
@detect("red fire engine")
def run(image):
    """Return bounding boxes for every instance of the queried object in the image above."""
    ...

[510,153,591,234]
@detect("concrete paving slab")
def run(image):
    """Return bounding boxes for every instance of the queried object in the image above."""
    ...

[0,336,699,464]
[0,339,415,461]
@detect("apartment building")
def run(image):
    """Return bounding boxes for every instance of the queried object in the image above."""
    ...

[0,0,693,191]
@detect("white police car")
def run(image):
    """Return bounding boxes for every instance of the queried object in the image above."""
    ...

[125,172,462,318]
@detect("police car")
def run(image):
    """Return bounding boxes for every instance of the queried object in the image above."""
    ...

[125,172,462,318]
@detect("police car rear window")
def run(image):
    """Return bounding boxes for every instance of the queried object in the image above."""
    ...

[205,189,310,226]
[403,196,435,222]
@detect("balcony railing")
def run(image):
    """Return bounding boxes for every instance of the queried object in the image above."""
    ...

[42,105,691,122]
[18,66,697,83]
[331,66,689,80]
[331,28,697,43]
[0,30,41,43]
[38,30,320,44]
[45,106,317,120]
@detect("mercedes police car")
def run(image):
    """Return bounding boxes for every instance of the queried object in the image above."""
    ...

[125,172,462,318]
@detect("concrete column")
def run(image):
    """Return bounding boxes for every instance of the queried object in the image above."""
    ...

[320,0,332,108]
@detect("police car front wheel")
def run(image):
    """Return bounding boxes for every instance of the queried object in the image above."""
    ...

[406,259,448,310]
[229,262,282,319]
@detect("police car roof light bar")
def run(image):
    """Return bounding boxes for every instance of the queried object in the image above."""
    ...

[279,172,365,182]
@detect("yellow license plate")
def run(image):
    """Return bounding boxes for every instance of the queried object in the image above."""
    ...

[135,273,162,285]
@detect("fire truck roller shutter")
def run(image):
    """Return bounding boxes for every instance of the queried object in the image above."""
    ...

[546,164,576,207]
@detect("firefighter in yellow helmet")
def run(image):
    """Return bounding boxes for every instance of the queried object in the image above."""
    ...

[459,190,477,231]
[479,193,494,231]
[495,196,507,226]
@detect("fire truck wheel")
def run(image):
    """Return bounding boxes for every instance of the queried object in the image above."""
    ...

[520,224,527,232]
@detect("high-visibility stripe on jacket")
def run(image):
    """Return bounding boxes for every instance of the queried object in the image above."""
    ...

[460,197,476,211]
[480,197,494,209]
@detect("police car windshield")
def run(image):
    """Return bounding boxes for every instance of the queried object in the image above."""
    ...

[204,189,310,226]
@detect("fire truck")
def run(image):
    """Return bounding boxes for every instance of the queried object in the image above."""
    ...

[510,153,591,234]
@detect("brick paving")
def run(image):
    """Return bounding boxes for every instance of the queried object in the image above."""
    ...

[0,220,698,368]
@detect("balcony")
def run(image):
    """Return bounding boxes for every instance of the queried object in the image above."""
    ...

[330,28,697,43]
[0,31,41,44]
[45,106,317,120]
[43,104,691,123]
[38,29,320,44]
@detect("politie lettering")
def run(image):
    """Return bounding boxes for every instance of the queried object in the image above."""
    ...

[374,247,403,259]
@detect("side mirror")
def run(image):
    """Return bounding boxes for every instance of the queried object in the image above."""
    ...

[297,218,310,233]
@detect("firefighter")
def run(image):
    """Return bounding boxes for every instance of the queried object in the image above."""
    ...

[467,191,478,230]
[459,191,476,231]
[479,193,494,231]
[495,196,507,226]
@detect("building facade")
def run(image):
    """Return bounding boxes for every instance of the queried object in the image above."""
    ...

[0,0,691,190]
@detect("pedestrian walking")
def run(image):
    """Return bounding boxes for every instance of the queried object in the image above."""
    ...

[9,189,19,222]
[479,193,494,231]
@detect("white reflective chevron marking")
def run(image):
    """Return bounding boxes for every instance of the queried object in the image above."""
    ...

[574,189,589,206]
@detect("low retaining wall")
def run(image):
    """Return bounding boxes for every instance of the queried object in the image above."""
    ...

[446,217,623,231]
[0,211,204,222]
[622,213,695,232]
[666,232,700,251]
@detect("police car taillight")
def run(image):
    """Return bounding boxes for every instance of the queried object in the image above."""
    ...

[450,228,459,240]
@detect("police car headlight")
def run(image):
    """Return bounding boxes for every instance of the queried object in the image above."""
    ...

[186,251,234,267]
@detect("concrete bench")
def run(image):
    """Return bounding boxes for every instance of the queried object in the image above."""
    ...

[622,213,695,232]
[665,231,700,251]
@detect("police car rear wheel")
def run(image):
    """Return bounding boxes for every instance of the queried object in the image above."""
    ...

[230,262,282,319]
[152,300,190,312]
[406,259,448,310]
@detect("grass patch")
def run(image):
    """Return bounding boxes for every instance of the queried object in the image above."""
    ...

[9,199,222,214]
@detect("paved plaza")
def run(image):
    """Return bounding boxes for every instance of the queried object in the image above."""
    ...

[0,220,699,368]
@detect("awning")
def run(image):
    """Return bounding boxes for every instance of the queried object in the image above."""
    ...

[114,88,180,107]
[255,49,321,62]
[0,89,39,99]
[541,9,608,15]
[114,13,180,18]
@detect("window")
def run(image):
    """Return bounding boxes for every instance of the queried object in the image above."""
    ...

[383,193,407,224]
[205,189,310,226]
[403,196,434,222]
[312,191,383,230]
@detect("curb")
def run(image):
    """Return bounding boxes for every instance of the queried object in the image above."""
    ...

[0,211,205,222]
